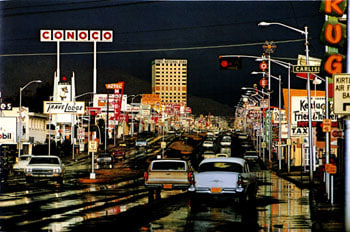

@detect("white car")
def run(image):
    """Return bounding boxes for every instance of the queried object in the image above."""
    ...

[202,140,214,148]
[25,155,64,183]
[189,157,257,203]
[220,136,231,146]
[13,155,32,172]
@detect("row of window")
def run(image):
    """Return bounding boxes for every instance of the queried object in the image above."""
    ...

[155,63,187,66]
[155,82,186,85]
[29,118,46,130]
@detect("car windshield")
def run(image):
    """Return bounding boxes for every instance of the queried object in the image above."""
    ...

[152,161,186,171]
[199,162,242,173]
[29,157,59,165]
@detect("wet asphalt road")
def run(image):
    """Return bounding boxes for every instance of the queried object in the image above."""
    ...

[0,136,314,232]
[0,162,312,231]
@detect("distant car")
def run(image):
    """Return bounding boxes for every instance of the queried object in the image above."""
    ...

[243,153,267,172]
[237,133,248,140]
[189,157,257,203]
[111,144,127,161]
[220,147,231,156]
[96,152,113,169]
[220,136,231,146]
[13,155,32,173]
[216,153,229,158]
[25,155,64,183]
[202,140,214,148]
[202,150,216,159]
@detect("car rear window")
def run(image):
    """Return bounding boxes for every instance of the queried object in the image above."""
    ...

[29,157,59,165]
[199,162,242,173]
[152,161,186,171]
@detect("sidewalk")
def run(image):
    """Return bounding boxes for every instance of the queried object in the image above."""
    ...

[272,162,344,231]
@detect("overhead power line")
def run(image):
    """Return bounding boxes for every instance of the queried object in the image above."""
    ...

[0,38,303,60]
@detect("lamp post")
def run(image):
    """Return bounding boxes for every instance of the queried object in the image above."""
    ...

[259,21,314,180]
[130,94,142,136]
[18,80,42,157]
[252,72,283,170]
[73,92,94,160]
[256,57,293,172]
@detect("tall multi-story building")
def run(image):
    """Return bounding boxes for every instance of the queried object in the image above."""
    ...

[152,59,187,106]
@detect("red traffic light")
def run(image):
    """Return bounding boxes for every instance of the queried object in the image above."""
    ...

[219,56,242,70]
[220,60,229,68]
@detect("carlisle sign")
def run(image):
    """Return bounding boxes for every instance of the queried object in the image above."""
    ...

[40,30,113,42]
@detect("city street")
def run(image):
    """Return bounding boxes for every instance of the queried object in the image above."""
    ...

[0,135,315,232]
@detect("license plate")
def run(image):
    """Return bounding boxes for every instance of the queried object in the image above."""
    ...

[211,187,221,193]
[163,184,173,189]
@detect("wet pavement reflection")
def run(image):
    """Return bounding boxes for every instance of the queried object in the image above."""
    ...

[139,172,313,232]
[257,172,312,231]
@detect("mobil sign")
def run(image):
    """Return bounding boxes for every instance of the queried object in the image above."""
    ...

[0,117,17,144]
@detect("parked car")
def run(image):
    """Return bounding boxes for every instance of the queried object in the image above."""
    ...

[189,157,257,204]
[24,155,64,183]
[13,155,32,173]
[144,159,194,199]
[96,152,113,169]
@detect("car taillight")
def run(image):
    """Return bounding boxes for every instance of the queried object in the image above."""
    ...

[144,171,148,181]
[237,175,243,186]
[188,172,195,185]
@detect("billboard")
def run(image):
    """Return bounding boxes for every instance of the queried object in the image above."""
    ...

[93,94,127,112]
[0,117,17,144]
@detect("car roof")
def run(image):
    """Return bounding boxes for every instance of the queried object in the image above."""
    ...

[31,155,59,158]
[199,157,246,166]
[152,158,187,162]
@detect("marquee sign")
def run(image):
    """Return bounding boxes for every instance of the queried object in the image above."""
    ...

[40,30,113,42]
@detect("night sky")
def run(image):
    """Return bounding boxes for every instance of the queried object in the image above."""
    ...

[0,1,326,114]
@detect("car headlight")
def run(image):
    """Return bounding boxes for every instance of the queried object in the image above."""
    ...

[26,168,32,173]
[53,168,61,173]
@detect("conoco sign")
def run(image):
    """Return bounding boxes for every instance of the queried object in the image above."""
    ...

[40,29,113,42]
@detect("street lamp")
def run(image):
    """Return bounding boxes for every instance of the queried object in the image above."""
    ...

[256,57,293,173]
[129,94,142,136]
[259,21,314,180]
[72,92,94,160]
[18,80,42,157]
[252,72,283,170]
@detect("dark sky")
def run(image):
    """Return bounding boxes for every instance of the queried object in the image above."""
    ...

[0,0,326,111]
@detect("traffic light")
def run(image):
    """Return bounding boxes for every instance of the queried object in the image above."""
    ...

[219,56,242,70]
